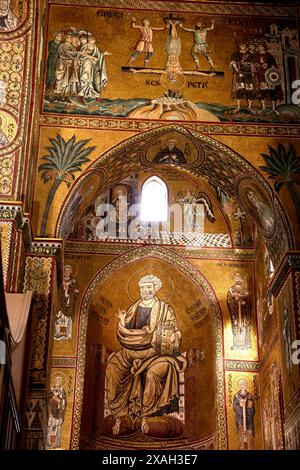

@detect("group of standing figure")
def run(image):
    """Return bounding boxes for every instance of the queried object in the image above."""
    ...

[46,28,111,101]
[230,39,283,114]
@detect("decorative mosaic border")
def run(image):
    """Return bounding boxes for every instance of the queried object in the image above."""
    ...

[64,240,255,260]
[0,203,23,227]
[40,115,300,139]
[294,272,300,343]
[48,0,297,18]
[71,245,227,450]
[0,1,36,199]
[28,240,62,256]
[0,221,12,287]
[24,256,52,370]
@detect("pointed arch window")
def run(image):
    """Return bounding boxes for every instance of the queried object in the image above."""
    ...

[140,176,168,222]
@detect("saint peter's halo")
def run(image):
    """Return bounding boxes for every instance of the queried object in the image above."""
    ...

[127,266,174,302]
[233,375,252,392]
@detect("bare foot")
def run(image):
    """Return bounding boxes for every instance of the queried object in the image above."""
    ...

[232,107,241,114]
[112,417,121,435]
[141,418,150,434]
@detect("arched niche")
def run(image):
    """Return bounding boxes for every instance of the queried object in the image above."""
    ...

[70,246,226,450]
[62,166,235,247]
[56,125,293,267]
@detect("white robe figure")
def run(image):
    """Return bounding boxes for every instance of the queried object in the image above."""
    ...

[55,37,79,97]
[78,38,108,99]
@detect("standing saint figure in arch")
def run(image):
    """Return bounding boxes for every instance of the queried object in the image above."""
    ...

[46,376,67,448]
[246,190,274,233]
[233,379,255,449]
[54,265,79,340]
[227,272,252,350]
[105,274,187,435]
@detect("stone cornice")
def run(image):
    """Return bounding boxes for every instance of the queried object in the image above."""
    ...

[0,201,63,258]
[270,252,300,298]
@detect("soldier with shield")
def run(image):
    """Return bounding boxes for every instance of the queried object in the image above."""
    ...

[255,41,283,114]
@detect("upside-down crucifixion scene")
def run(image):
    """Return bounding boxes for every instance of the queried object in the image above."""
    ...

[0,0,300,453]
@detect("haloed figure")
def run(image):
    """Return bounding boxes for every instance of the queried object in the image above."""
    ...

[0,0,19,32]
[106,274,186,436]
[233,379,255,450]
[153,138,187,164]
[246,190,274,233]
[46,376,67,448]
[54,265,79,340]
[227,272,252,350]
